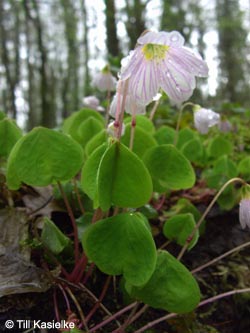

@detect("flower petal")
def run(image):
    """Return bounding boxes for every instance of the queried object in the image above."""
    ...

[194,108,220,134]
[168,31,185,47]
[120,47,145,81]
[159,57,195,104]
[125,95,146,115]
[137,31,170,45]
[239,199,250,229]
[170,47,208,77]
[127,53,160,105]
[92,72,117,91]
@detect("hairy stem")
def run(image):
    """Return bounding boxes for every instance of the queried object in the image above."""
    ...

[174,102,195,145]
[134,288,250,333]
[149,97,161,121]
[65,285,89,332]
[129,111,136,150]
[192,240,250,274]
[88,302,137,332]
[105,89,111,126]
[85,275,112,323]
[177,177,246,260]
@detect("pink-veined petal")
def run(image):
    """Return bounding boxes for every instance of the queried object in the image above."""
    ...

[170,47,209,77]
[109,94,119,118]
[125,95,146,115]
[127,55,160,105]
[120,47,145,81]
[159,57,195,104]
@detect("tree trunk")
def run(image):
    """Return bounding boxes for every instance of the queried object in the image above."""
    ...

[124,0,146,49]
[0,0,18,119]
[216,0,248,102]
[81,0,91,95]
[104,0,120,57]
[23,0,56,128]
[60,0,79,116]
[23,2,38,130]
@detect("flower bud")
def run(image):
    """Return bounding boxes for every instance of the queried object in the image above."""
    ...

[239,198,250,229]
[193,107,220,134]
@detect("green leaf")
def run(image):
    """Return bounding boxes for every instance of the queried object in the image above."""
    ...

[176,128,197,149]
[85,129,108,157]
[139,204,158,219]
[62,108,104,143]
[0,119,22,158]
[41,218,70,255]
[81,143,108,207]
[124,115,155,134]
[181,138,203,163]
[76,117,104,148]
[126,250,200,313]
[217,185,237,210]
[121,124,157,158]
[76,213,93,240]
[99,142,152,210]
[82,213,157,286]
[163,213,199,249]
[7,127,83,190]
[238,156,250,181]
[203,155,238,190]
[81,141,153,211]
[143,144,195,193]
[207,135,233,159]
[164,198,206,234]
[154,125,176,145]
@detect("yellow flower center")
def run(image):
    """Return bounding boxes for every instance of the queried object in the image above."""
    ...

[142,43,169,62]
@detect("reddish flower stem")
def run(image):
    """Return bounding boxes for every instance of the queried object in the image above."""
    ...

[53,289,60,322]
[155,193,166,211]
[105,89,111,126]
[73,177,85,215]
[88,302,137,332]
[69,254,88,283]
[85,275,112,323]
[129,107,136,150]
[65,285,89,332]
[82,262,95,285]
[58,284,71,311]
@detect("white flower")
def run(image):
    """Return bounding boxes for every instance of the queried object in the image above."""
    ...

[239,198,250,229]
[107,120,125,137]
[92,65,117,92]
[83,95,105,112]
[109,93,146,118]
[120,30,208,105]
[194,107,220,134]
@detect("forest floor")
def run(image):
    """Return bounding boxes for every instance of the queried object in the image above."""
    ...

[0,208,250,333]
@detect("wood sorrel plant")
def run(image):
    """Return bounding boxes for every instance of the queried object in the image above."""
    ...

[1,30,250,332]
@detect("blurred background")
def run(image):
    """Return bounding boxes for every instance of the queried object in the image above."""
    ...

[0,0,249,129]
